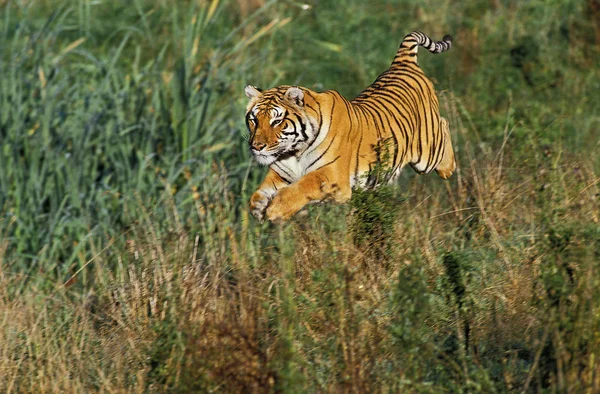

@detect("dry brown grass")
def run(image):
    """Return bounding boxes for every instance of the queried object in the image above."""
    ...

[1,86,599,391]
[2,0,599,391]
[2,121,599,391]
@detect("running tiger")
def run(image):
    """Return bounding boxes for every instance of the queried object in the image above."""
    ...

[245,31,456,223]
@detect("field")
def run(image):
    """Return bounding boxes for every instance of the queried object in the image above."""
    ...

[1,0,599,392]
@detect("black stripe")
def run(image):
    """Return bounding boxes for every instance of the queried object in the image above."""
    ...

[282,127,298,136]
[424,108,439,172]
[305,91,335,156]
[359,101,384,143]
[356,68,426,105]
[428,124,444,171]
[380,70,431,99]
[319,155,341,169]
[368,99,399,172]
[432,117,446,171]
[378,84,420,124]
[366,92,415,169]
[273,162,294,180]
[245,112,255,132]
[368,86,419,129]
[306,134,337,171]
[341,98,355,142]
[305,103,319,115]
[273,171,292,185]
[375,93,410,168]
[360,73,433,166]
[354,131,363,182]
[365,91,417,160]
[373,72,433,159]
[303,91,324,153]
[358,100,394,165]
[372,84,425,163]
[295,114,308,141]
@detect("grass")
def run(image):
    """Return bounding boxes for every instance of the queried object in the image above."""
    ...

[1,0,599,392]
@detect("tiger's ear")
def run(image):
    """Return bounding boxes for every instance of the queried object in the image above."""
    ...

[284,87,304,107]
[245,85,262,99]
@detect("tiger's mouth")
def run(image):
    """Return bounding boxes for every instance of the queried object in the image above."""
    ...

[250,137,299,165]
[251,147,281,165]
[252,146,296,165]
[253,152,277,165]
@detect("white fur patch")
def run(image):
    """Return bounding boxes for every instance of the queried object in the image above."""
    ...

[273,156,303,182]
[412,161,427,172]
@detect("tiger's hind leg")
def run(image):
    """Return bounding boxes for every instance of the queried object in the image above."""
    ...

[435,117,456,179]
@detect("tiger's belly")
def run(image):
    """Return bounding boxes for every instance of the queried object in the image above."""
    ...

[350,166,403,189]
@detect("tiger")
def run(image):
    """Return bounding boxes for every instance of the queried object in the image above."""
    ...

[244,31,456,223]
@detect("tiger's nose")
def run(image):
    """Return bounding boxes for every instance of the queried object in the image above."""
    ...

[251,141,266,151]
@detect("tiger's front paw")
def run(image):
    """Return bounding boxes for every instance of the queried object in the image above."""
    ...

[265,194,296,224]
[249,190,272,222]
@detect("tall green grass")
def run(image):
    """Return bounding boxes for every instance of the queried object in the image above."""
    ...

[0,0,291,278]
[1,0,599,391]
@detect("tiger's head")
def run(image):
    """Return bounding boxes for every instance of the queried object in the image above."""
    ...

[244,85,318,165]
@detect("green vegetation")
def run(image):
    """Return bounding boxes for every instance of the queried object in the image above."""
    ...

[1,0,599,392]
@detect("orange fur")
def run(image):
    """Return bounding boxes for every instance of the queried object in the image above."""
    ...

[245,32,456,223]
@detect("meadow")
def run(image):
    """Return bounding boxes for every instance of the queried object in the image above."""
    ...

[1,0,599,392]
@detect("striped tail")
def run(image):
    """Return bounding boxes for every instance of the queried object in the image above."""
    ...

[393,31,452,64]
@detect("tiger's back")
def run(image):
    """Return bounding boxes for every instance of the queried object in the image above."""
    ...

[349,31,455,186]
[244,31,455,222]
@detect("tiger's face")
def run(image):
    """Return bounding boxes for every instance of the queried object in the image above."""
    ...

[244,85,316,165]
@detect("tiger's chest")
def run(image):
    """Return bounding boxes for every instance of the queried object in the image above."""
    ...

[270,150,341,185]
[271,156,304,184]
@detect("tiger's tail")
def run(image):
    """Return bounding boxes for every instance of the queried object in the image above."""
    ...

[393,31,452,64]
